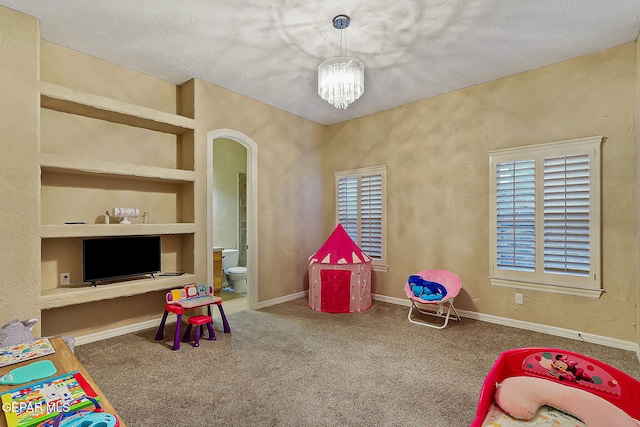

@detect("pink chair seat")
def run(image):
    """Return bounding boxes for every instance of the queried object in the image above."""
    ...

[404,269,462,328]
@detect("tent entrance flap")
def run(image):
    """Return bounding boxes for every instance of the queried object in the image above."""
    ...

[320,269,351,313]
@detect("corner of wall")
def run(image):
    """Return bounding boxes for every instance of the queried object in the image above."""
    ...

[636,37,640,353]
[0,6,41,330]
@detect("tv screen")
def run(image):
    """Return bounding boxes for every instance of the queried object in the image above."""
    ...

[83,235,161,284]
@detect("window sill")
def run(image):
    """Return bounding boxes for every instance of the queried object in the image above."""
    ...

[490,277,603,299]
[372,264,388,272]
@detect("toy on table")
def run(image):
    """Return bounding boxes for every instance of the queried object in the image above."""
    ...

[38,396,119,427]
[1,371,98,427]
[155,283,231,350]
[0,318,75,354]
[167,283,216,308]
[0,338,55,368]
[0,360,57,385]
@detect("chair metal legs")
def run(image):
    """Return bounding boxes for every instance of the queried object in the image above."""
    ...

[407,298,460,329]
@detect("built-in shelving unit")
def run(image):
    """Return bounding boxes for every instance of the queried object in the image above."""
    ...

[38,79,197,310]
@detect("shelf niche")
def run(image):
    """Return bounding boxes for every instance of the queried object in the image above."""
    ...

[40,170,194,226]
[40,234,194,308]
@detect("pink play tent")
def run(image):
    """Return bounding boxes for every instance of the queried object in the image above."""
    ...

[308,224,372,313]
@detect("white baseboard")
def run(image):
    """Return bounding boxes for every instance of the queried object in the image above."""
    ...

[75,317,170,346]
[372,293,640,355]
[257,291,307,309]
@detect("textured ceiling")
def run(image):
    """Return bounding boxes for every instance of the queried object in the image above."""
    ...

[2,1,640,125]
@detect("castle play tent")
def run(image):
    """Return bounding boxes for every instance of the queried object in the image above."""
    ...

[308,224,372,313]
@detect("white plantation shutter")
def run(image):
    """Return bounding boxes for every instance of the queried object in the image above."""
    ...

[360,174,383,259]
[337,177,359,243]
[489,137,601,296]
[335,166,387,267]
[543,154,591,276]
[495,160,536,272]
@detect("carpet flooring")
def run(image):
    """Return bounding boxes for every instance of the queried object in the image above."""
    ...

[74,298,640,426]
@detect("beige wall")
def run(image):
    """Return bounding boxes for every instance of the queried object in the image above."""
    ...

[40,41,177,114]
[326,43,638,342]
[193,80,326,302]
[0,7,40,330]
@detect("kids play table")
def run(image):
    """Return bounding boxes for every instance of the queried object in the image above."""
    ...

[155,283,231,350]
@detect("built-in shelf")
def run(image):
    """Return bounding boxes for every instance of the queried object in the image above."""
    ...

[39,81,195,135]
[39,274,196,309]
[37,78,198,320]
[40,153,195,182]
[39,223,196,238]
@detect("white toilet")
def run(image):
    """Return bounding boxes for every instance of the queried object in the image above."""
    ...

[222,249,248,293]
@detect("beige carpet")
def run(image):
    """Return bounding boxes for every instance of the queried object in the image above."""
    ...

[74,298,640,427]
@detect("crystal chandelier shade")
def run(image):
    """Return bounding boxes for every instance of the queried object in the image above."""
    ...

[318,57,364,109]
[317,15,364,109]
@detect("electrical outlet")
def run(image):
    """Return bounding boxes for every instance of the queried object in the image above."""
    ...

[515,293,524,305]
[61,273,70,286]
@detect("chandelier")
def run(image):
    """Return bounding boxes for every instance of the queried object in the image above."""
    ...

[318,15,364,109]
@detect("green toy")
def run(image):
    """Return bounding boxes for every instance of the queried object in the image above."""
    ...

[0,359,57,385]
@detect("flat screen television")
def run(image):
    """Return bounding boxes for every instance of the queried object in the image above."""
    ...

[82,235,161,285]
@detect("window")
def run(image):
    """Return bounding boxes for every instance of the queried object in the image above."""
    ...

[488,136,602,297]
[335,165,387,270]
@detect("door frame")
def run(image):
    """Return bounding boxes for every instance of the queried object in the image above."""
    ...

[206,129,258,309]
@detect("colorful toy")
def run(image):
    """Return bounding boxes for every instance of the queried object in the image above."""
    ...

[38,396,119,427]
[0,360,57,385]
[408,275,447,301]
[0,338,55,368]
[0,318,75,354]
[1,371,98,427]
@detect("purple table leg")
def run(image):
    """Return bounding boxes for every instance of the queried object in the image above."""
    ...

[154,310,169,340]
[172,313,182,351]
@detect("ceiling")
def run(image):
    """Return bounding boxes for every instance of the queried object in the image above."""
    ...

[2,1,640,125]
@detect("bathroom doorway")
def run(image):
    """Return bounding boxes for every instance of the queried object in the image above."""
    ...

[206,129,258,311]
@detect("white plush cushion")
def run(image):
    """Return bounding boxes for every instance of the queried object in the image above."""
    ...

[495,376,637,427]
[482,403,586,427]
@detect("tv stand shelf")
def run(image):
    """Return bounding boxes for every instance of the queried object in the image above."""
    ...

[39,274,196,310]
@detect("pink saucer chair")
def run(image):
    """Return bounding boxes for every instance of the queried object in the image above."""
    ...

[404,269,462,329]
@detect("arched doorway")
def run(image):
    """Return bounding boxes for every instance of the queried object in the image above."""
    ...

[207,129,258,310]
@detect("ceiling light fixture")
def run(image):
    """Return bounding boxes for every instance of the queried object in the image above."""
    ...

[318,15,364,109]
